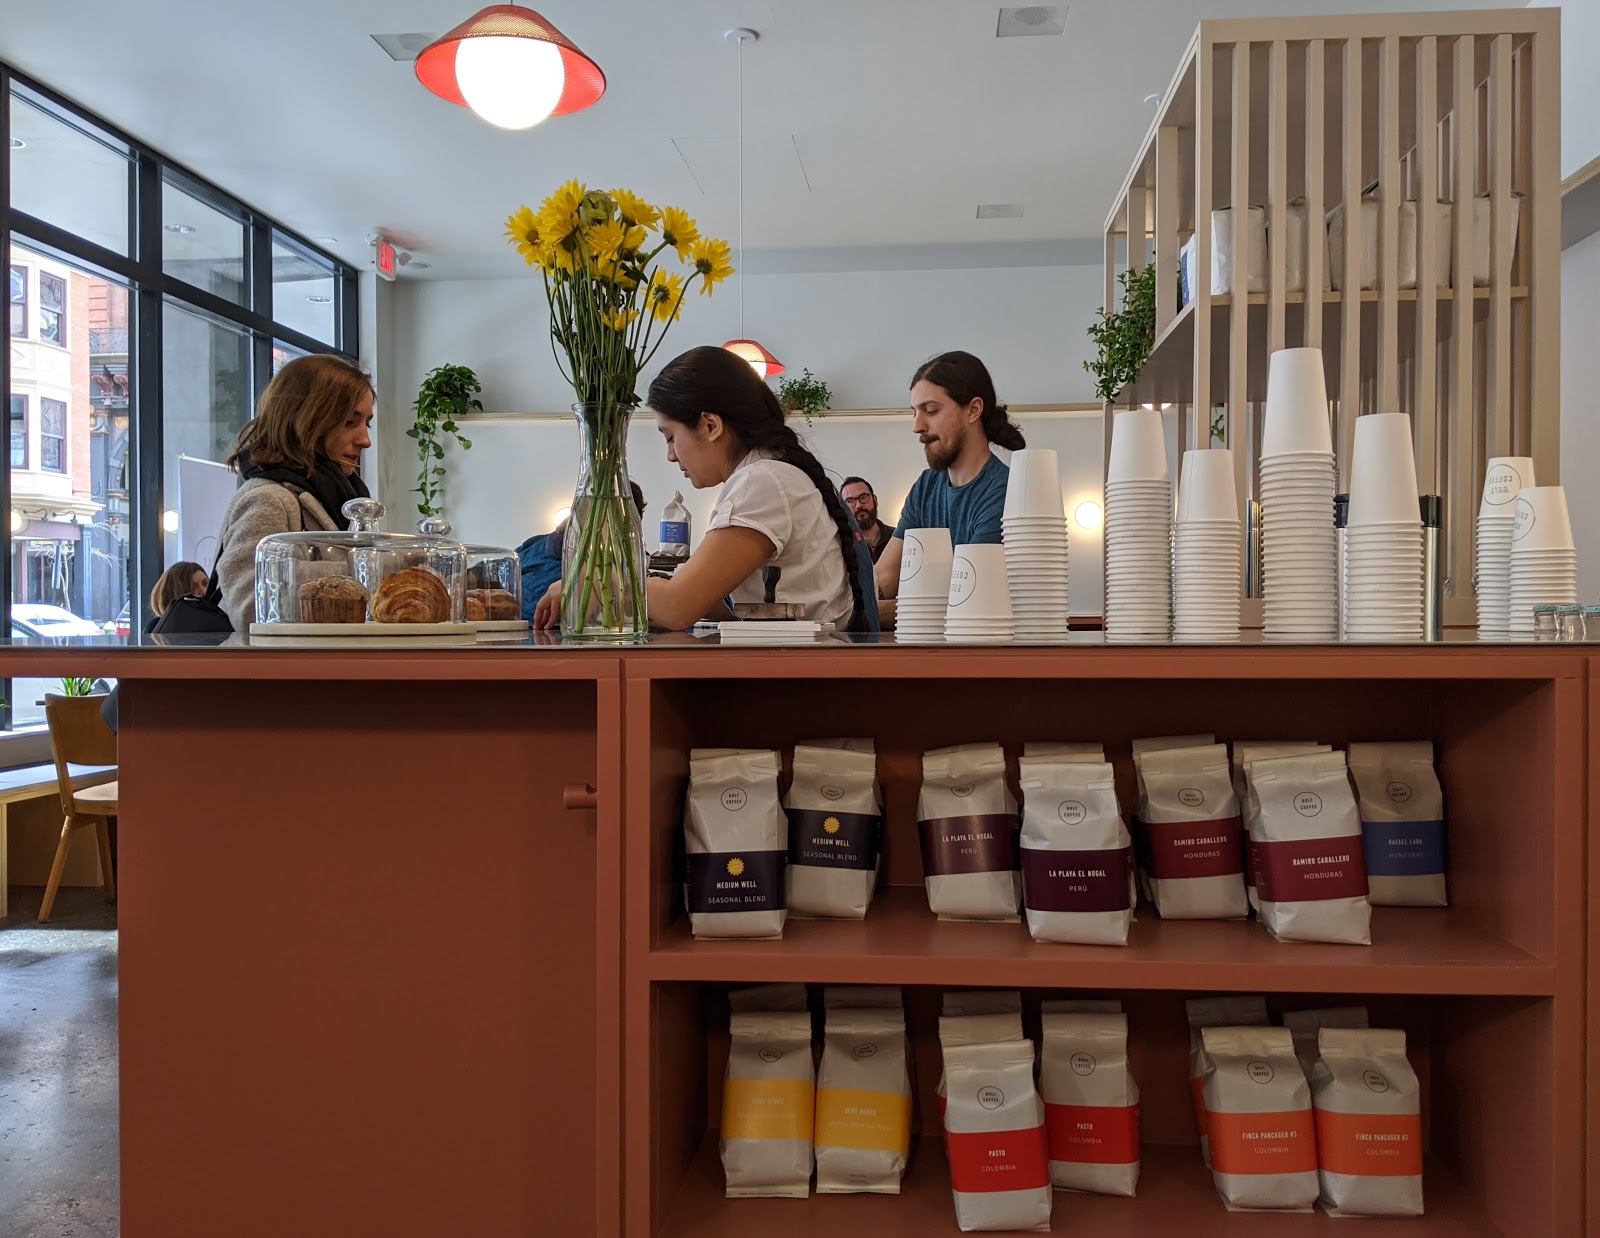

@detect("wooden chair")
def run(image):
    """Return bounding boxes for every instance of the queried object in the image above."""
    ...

[39,693,119,923]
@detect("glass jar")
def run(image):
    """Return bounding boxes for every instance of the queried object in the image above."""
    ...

[1556,603,1586,642]
[1532,604,1559,642]
[418,519,525,631]
[254,499,467,628]
[1585,606,1600,641]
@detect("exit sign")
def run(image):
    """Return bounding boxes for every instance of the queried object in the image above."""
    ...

[375,239,398,281]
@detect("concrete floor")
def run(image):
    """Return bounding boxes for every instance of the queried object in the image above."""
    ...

[0,888,119,1238]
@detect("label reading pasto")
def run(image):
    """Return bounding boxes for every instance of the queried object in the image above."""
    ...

[1145,816,1244,880]
[1361,819,1446,877]
[945,1125,1050,1193]
[1021,847,1132,913]
[1257,835,1368,902]
[815,1087,912,1154]
[685,850,786,913]
[722,1077,815,1143]
[787,809,881,871]
[918,814,1019,877]
[1044,1102,1140,1165]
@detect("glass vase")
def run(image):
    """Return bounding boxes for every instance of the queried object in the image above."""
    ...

[561,402,648,642]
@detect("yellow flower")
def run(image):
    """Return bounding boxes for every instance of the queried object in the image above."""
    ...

[543,237,579,275]
[541,179,586,229]
[606,308,638,332]
[611,189,660,230]
[622,225,648,255]
[537,201,579,251]
[647,271,686,323]
[504,205,542,266]
[690,238,733,294]
[586,219,627,264]
[660,206,700,259]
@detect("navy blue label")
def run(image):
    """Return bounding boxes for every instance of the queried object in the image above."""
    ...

[686,850,785,913]
[1362,819,1446,877]
[659,520,689,543]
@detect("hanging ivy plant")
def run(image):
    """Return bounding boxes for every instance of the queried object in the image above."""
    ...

[1084,264,1159,404]
[408,364,480,517]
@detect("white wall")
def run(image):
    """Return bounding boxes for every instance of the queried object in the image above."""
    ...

[1529,0,1600,180]
[1561,229,1600,600]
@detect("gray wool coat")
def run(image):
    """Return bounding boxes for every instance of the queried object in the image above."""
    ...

[215,478,339,628]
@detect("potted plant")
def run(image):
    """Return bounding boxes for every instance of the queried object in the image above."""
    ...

[776,368,832,427]
[1084,263,1158,404]
[408,364,480,517]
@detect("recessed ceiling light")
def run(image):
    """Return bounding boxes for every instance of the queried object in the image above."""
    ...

[306,295,333,304]
[8,137,23,150]
[406,261,431,270]
[315,236,337,244]
[164,223,196,235]
[996,5,1068,37]
[976,203,1024,220]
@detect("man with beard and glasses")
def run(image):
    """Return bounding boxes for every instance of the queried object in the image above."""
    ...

[840,476,890,563]
[874,351,1026,625]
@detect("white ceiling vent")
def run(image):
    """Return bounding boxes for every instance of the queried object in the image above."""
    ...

[976,203,1025,220]
[370,33,437,62]
[996,6,1068,38]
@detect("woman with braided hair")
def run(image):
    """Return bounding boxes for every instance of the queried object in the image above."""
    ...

[533,345,878,633]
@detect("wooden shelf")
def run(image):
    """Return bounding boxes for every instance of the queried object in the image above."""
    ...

[648,887,1549,994]
[661,1139,1503,1237]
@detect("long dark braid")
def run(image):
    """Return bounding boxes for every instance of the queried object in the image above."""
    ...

[649,346,868,631]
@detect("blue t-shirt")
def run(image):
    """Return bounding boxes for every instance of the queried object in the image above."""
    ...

[892,452,1010,546]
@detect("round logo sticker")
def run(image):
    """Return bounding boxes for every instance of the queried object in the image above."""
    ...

[977,1085,1005,1110]
[1294,791,1323,818]
[1178,787,1205,808]
[952,783,975,798]
[1386,780,1414,805]
[1484,462,1523,507]
[821,785,845,802]
[903,532,924,581]
[1058,799,1087,825]
[758,1047,783,1064]
[1246,1060,1275,1085]
[852,1043,878,1060]
[947,555,977,607]
[1363,1069,1391,1094]
[1513,495,1536,542]
[1070,1052,1096,1077]
[721,787,748,812]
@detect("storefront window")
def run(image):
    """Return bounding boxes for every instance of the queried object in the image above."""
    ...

[162,176,247,307]
[8,89,131,256]
[39,398,64,470]
[38,271,64,345]
[9,395,24,468]
[8,264,25,337]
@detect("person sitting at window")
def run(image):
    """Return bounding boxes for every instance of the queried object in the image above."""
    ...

[145,560,207,634]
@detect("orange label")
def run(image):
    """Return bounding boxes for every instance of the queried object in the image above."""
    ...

[1208,1109,1319,1176]
[1190,1075,1209,1142]
[722,1078,815,1143]
[1045,1102,1140,1166]
[816,1087,912,1155]
[1315,1109,1423,1177]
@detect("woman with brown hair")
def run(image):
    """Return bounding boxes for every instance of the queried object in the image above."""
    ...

[214,354,374,627]
[146,560,207,631]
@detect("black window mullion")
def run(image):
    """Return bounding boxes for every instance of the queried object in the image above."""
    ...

[132,152,162,632]
[8,208,139,285]
[249,214,272,399]
[338,267,359,355]
[1,67,13,715]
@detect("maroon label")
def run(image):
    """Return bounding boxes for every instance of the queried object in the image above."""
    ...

[686,850,786,913]
[1022,846,1132,913]
[1257,835,1368,902]
[1146,816,1244,880]
[1248,837,1265,891]
[918,814,1019,877]
[787,809,880,871]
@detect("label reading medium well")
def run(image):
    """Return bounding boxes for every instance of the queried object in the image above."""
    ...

[684,748,787,939]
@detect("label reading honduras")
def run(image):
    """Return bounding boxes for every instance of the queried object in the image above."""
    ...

[918,814,1019,877]
[1361,819,1446,877]
[685,851,785,913]
[1145,816,1244,879]
[787,809,881,871]
[1256,836,1368,902]
[1021,847,1132,913]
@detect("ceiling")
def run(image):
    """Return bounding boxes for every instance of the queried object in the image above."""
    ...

[0,0,1517,280]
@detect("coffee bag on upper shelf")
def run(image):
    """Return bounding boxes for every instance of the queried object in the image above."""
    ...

[1233,742,1333,909]
[1347,741,1448,907]
[1186,995,1271,1167]
[1311,1028,1425,1217]
[1019,757,1133,945]
[1040,1006,1140,1197]
[721,1010,815,1198]
[1200,1026,1319,1212]
[684,748,788,939]
[943,1038,1052,1231]
[918,744,1021,921]
[1138,744,1249,920]
[785,740,882,919]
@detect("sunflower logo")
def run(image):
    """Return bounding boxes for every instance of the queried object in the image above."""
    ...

[726,857,745,876]
[823,817,842,835]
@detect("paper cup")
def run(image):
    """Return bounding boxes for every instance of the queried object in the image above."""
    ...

[1003,447,1064,519]
[1347,413,1421,526]
[1263,347,1333,456]
[1177,448,1240,524]
[947,544,1012,619]
[900,527,954,600]
[1481,457,1536,516]
[1107,409,1169,483]
[1511,486,1575,550]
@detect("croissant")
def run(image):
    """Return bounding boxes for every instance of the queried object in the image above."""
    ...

[468,588,520,620]
[371,567,451,624]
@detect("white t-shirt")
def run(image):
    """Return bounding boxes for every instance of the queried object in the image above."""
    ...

[708,450,854,629]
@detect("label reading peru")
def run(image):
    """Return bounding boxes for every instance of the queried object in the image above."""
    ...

[1044,1102,1141,1165]
[1361,819,1446,877]
[945,1125,1051,1194]
[1314,1109,1424,1177]
[1146,816,1244,880]
[918,814,1019,877]
[721,1078,815,1143]
[815,1087,913,1154]
[685,850,785,914]
[1207,1109,1319,1176]
[787,809,881,871]
[1021,846,1132,913]
[1258,835,1368,902]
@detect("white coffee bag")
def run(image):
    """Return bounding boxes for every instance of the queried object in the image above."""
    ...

[815,1005,913,1194]
[685,748,788,939]
[936,996,1025,1128]
[728,982,809,1013]
[1234,742,1332,909]
[918,744,1020,921]
[1201,1026,1319,1212]
[1186,995,1270,1167]
[1311,1028,1424,1217]
[1139,744,1248,920]
[721,1010,815,1198]
[1283,1006,1368,1079]
[1019,758,1133,945]
[1247,751,1372,945]
[1040,1010,1140,1197]
[943,1039,1052,1232]
[1023,742,1106,759]
[1347,741,1448,907]
[785,741,882,919]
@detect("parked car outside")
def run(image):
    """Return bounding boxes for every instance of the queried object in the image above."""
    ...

[12,604,105,640]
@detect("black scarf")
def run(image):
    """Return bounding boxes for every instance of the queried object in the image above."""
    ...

[238,450,370,529]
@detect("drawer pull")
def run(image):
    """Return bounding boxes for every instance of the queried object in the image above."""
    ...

[563,783,598,811]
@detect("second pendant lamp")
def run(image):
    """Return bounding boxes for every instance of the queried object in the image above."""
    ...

[720,28,783,380]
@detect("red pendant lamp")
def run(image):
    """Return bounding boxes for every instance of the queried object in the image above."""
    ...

[415,5,606,130]
[719,29,784,380]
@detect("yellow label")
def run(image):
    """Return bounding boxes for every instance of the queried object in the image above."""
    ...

[722,1078,815,1143]
[815,1087,912,1155]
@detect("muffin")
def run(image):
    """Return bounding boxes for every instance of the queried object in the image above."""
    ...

[370,566,451,623]
[297,574,369,623]
[468,588,520,620]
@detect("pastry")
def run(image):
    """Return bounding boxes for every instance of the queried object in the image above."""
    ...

[370,567,451,624]
[297,574,369,623]
[465,594,486,622]
[468,588,520,620]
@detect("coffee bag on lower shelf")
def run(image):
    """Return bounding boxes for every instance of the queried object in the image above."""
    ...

[785,741,883,919]
[1138,744,1249,920]
[1023,742,1106,759]
[1186,994,1271,1168]
[1311,1028,1424,1217]
[721,1011,815,1198]
[1283,1006,1369,1079]
[943,1039,1052,1232]
[1019,757,1133,945]
[936,993,1025,1128]
[1040,1007,1140,1196]
[684,748,788,939]
[1200,1026,1319,1212]
[814,1004,913,1194]
[1233,742,1333,909]
[728,982,809,1013]
[1247,751,1372,945]
[1347,741,1449,907]
[918,744,1021,921]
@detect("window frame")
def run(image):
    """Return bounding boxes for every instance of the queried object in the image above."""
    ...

[8,262,25,338]
[38,395,65,472]
[8,392,25,469]
[37,269,64,345]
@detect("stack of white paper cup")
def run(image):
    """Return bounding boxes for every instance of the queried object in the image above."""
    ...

[1003,447,1070,642]
[1260,347,1338,640]
[1104,409,1172,642]
[1509,486,1578,637]
[1474,456,1534,638]
[1344,413,1424,642]
[945,543,1014,644]
[895,527,953,643]
[1173,448,1242,641]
